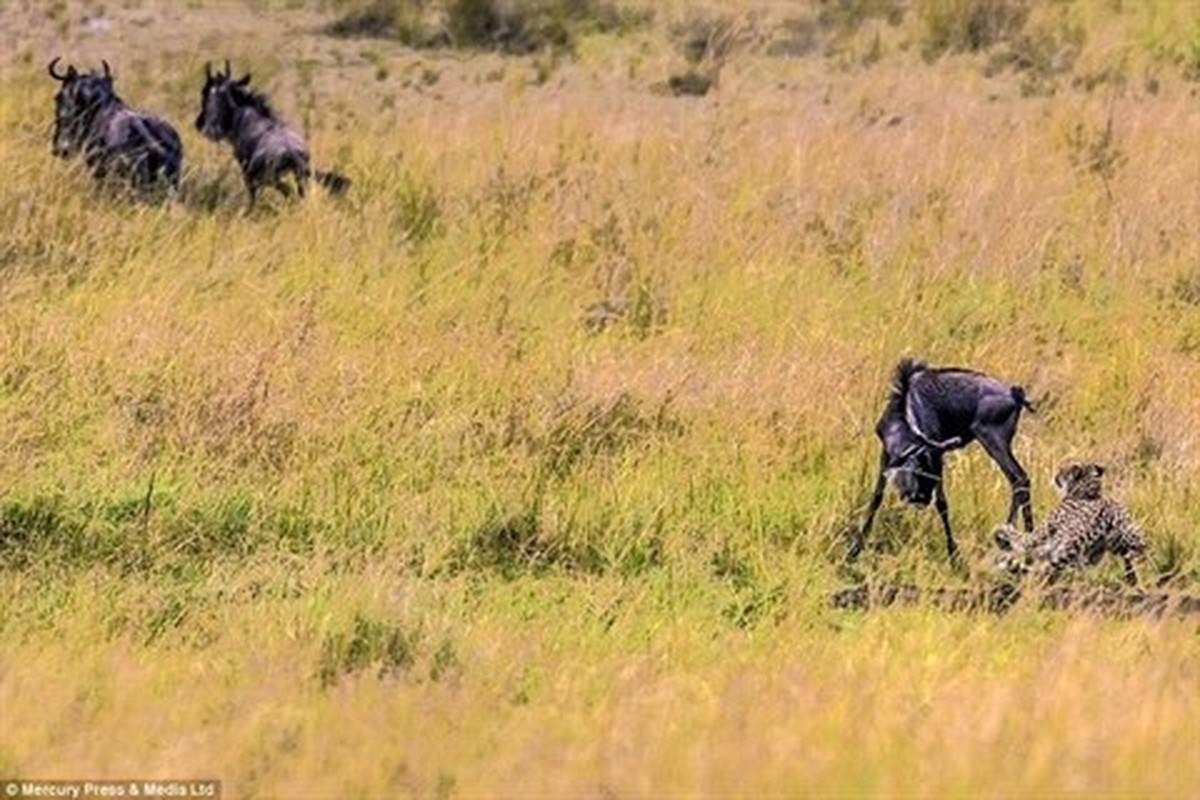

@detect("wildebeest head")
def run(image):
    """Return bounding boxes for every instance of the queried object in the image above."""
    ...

[882,435,943,507]
[48,57,116,158]
[196,60,252,142]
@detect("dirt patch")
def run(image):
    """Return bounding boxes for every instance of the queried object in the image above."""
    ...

[831,581,1200,620]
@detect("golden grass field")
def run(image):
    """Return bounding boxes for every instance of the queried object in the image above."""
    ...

[1,0,1199,796]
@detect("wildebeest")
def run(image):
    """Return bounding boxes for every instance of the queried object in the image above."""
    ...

[47,58,182,192]
[195,61,350,209]
[850,358,1034,563]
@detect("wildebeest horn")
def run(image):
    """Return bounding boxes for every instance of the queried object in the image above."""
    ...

[102,59,112,78]
[204,61,212,81]
[48,57,68,81]
[235,73,252,87]
[224,59,231,77]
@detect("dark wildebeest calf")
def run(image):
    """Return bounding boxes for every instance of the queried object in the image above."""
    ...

[850,358,1034,563]
[195,61,349,209]
[48,58,182,192]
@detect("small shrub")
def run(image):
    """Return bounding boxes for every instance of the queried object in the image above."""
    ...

[1071,64,1127,94]
[722,581,787,629]
[468,505,543,572]
[766,17,821,59]
[392,173,444,246]
[667,70,713,97]
[983,17,1085,96]
[327,0,644,53]
[1181,38,1200,81]
[917,0,1029,61]
[1064,116,1125,201]
[1171,270,1200,307]
[711,539,755,590]
[1155,31,1200,82]
[475,165,541,244]
[457,504,604,577]
[538,394,680,480]
[162,493,256,560]
[623,277,669,337]
[318,613,418,688]
[819,0,906,31]
[446,0,504,48]
[429,639,461,682]
[0,495,82,569]
[143,593,191,645]
[805,209,869,277]
[765,1,904,61]
[671,12,740,66]
[268,505,327,556]
[582,275,669,338]
[574,213,669,337]
[1147,527,1192,587]
[612,527,664,576]
[326,0,430,44]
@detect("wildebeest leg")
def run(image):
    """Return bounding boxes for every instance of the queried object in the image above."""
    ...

[87,152,108,182]
[973,422,1033,532]
[165,158,181,193]
[294,167,308,198]
[1014,485,1033,532]
[272,178,293,199]
[934,482,958,562]
[244,162,267,212]
[849,451,888,562]
[135,156,155,192]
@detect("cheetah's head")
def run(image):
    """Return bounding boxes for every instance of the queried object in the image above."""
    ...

[1054,461,1105,501]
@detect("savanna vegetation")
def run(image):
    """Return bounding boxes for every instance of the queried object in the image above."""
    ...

[1,0,1198,795]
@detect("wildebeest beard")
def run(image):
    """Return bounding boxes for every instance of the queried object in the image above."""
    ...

[892,447,944,507]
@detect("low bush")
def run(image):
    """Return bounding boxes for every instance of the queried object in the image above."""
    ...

[918,0,1029,61]
[326,0,649,54]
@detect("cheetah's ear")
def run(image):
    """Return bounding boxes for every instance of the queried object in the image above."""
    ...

[1053,466,1068,490]
[1092,464,1105,478]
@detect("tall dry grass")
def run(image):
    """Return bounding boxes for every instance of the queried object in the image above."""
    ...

[1,0,1198,796]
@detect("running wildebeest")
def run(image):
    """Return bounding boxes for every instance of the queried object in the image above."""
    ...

[850,358,1034,563]
[195,61,350,209]
[47,58,182,192]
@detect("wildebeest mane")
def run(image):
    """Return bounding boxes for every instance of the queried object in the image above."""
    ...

[226,81,275,119]
[886,358,928,411]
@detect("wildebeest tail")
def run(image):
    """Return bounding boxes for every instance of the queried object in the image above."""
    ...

[314,169,350,195]
[1011,385,1035,413]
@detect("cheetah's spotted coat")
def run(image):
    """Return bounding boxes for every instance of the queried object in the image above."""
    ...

[995,462,1146,585]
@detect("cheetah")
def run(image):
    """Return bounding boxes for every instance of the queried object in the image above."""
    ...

[994,461,1147,586]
